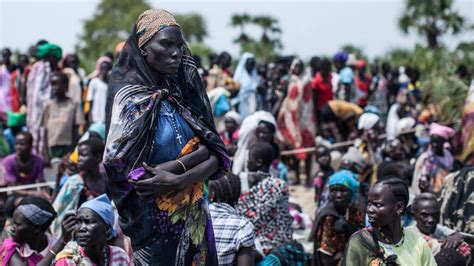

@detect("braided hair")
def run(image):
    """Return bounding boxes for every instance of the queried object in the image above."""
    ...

[375,176,409,215]
[209,173,241,206]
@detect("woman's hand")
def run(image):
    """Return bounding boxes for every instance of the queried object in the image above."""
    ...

[130,163,179,197]
[60,214,77,243]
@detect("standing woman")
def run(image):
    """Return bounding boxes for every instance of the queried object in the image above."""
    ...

[104,9,229,265]
[276,58,316,185]
[234,52,259,119]
[343,177,436,266]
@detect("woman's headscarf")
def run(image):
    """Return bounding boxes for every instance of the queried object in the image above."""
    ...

[87,56,112,79]
[357,112,380,130]
[104,8,229,204]
[232,111,276,174]
[328,170,359,202]
[224,110,242,126]
[17,197,57,227]
[233,52,258,92]
[36,43,62,60]
[429,123,455,140]
[135,9,180,48]
[341,147,367,173]
[79,194,116,240]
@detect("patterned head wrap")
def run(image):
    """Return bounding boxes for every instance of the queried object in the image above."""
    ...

[328,170,360,202]
[136,9,180,48]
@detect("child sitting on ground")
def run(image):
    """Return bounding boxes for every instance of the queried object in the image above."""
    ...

[209,174,255,265]
[312,145,334,207]
[237,142,293,256]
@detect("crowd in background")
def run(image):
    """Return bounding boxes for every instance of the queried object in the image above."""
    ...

[0,31,473,266]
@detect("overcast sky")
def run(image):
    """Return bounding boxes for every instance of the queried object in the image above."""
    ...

[1,0,473,61]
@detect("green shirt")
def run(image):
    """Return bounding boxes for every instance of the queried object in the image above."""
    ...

[343,228,437,266]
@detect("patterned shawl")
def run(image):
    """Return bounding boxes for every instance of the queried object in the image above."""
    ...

[104,21,229,217]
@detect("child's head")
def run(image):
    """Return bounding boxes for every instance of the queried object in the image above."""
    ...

[51,71,69,98]
[315,145,331,168]
[247,142,276,172]
[378,161,412,186]
[15,131,33,158]
[435,248,466,266]
[77,138,105,172]
[209,173,241,206]
[11,196,57,244]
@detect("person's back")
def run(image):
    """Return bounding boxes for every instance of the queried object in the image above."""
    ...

[209,174,255,265]
[237,142,292,255]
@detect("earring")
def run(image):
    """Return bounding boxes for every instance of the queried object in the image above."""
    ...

[140,49,147,56]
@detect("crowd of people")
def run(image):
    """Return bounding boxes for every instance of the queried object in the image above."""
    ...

[0,7,473,266]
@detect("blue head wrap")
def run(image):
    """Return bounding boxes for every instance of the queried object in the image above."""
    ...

[79,194,116,240]
[328,170,360,202]
[332,51,348,63]
[88,123,106,140]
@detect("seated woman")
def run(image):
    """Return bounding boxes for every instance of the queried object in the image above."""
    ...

[237,142,292,256]
[209,174,255,266]
[312,145,334,207]
[219,111,241,156]
[232,110,276,175]
[412,123,455,196]
[344,177,436,266]
[51,138,107,236]
[408,193,473,258]
[0,196,75,266]
[54,194,130,265]
[310,170,364,266]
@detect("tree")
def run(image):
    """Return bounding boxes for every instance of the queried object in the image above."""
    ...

[231,14,252,43]
[76,0,151,72]
[340,44,367,60]
[175,13,207,43]
[399,0,466,49]
[230,14,283,62]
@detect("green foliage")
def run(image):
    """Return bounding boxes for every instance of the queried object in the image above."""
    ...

[189,42,214,65]
[175,13,207,43]
[399,0,466,48]
[378,43,472,124]
[230,13,282,62]
[76,0,151,72]
[340,44,367,60]
[421,72,468,124]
